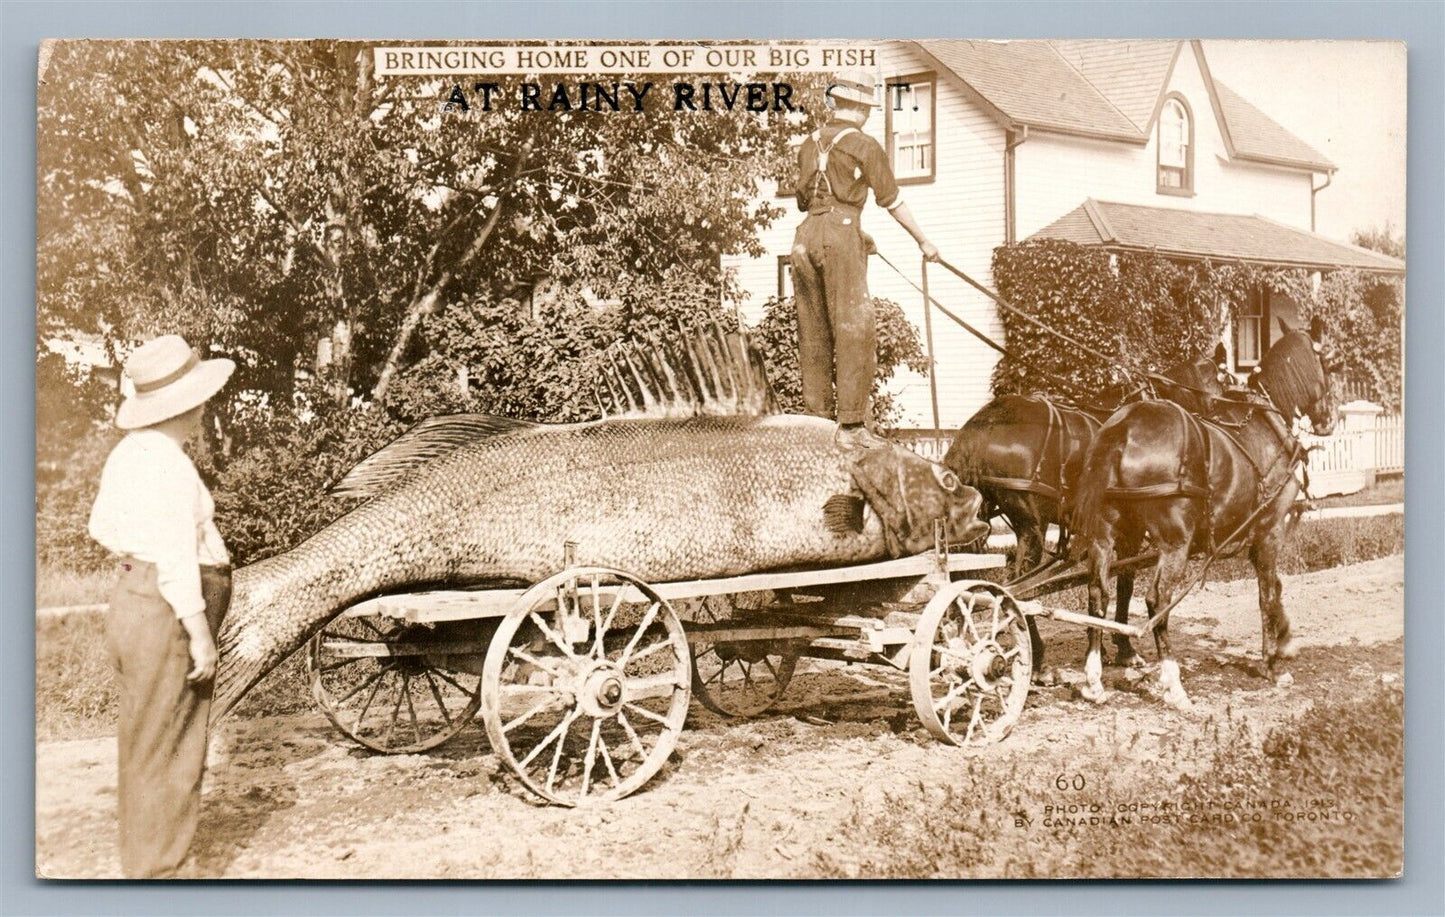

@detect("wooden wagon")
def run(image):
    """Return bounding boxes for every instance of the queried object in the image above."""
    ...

[306,537,1160,807]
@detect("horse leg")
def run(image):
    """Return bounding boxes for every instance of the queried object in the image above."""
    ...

[1251,530,1296,681]
[1148,539,1194,711]
[1080,515,1115,704]
[1110,529,1144,667]
[1002,497,1053,685]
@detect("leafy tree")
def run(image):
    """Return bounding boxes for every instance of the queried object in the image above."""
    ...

[37,39,827,424]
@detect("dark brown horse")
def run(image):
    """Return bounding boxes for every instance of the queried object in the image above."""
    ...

[943,350,1229,672]
[1069,320,1336,708]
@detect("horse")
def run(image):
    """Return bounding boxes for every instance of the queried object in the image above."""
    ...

[942,348,1230,674]
[1068,318,1336,709]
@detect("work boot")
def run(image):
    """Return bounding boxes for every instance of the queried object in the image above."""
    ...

[834,423,889,451]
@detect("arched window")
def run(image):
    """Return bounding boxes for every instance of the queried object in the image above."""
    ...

[1157,94,1194,194]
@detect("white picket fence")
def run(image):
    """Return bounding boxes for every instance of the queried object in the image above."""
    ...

[1300,401,1403,496]
[895,399,1402,499]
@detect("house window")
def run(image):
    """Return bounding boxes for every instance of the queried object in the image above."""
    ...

[885,74,936,184]
[1157,94,1194,195]
[1234,287,1270,367]
[777,255,793,299]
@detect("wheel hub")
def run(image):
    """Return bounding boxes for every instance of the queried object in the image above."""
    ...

[576,662,626,717]
[970,641,1006,690]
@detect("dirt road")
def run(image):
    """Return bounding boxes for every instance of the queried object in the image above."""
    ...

[36,554,1404,879]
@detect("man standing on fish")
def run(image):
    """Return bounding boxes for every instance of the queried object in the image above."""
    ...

[88,335,234,878]
[791,71,941,451]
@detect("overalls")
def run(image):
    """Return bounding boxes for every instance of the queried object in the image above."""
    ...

[790,126,878,426]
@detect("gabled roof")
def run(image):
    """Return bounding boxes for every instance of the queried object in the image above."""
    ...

[1030,199,1404,274]
[1049,39,1179,132]
[912,40,1143,142]
[908,40,1335,172]
[1209,79,1335,172]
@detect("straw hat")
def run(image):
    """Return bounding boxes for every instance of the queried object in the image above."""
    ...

[826,71,881,109]
[115,335,235,430]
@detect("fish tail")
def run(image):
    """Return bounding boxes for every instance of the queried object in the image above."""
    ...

[211,631,268,725]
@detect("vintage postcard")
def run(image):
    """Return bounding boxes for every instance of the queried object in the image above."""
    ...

[36,38,1405,879]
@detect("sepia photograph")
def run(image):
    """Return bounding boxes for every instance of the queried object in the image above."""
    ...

[35,37,1406,880]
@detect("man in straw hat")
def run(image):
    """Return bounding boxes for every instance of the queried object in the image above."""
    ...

[88,334,234,878]
[791,71,941,451]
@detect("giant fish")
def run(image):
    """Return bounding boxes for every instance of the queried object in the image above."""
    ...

[212,329,988,719]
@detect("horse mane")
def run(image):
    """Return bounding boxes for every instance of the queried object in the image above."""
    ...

[1255,331,1326,417]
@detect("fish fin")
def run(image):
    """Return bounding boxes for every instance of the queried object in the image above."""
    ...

[823,494,867,534]
[597,323,779,420]
[330,414,540,499]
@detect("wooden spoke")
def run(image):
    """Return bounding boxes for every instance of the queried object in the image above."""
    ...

[963,695,984,745]
[544,713,573,795]
[348,671,387,737]
[506,646,563,676]
[615,708,649,763]
[911,583,1033,748]
[579,719,602,799]
[503,694,561,734]
[618,602,663,665]
[517,709,580,771]
[335,667,388,706]
[528,611,578,658]
[482,566,689,805]
[423,671,453,727]
[596,733,621,787]
[403,674,422,745]
[622,701,672,728]
[622,637,675,668]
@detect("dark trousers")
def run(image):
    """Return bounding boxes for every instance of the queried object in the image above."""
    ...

[789,209,876,426]
[104,562,230,878]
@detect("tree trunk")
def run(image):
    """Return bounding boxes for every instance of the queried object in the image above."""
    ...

[369,142,531,403]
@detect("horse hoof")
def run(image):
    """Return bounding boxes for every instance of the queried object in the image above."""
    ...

[1163,688,1194,712]
[1111,650,1140,669]
[1275,672,1294,688]
[1032,667,1060,688]
[1076,683,1110,705]
[1276,636,1299,660]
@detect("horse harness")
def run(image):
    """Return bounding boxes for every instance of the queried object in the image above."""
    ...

[976,397,1102,505]
[1104,396,1309,555]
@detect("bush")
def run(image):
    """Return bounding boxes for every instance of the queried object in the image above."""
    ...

[989,239,1222,398]
[198,390,403,566]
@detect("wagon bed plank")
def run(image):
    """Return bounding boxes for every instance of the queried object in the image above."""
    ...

[345,552,1006,624]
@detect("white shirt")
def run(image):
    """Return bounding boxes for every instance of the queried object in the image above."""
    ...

[88,429,229,619]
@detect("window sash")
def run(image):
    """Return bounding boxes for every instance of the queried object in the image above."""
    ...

[888,78,935,181]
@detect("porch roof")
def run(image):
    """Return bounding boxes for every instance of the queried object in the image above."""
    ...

[1030,199,1404,274]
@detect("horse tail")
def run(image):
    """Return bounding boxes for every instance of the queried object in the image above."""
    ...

[1069,422,1126,559]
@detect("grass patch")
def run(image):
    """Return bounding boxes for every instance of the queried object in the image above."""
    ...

[36,565,113,609]
[811,682,1403,878]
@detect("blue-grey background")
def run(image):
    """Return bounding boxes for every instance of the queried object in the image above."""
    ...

[4,1,1441,914]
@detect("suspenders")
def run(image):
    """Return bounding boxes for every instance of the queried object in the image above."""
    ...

[805,126,859,203]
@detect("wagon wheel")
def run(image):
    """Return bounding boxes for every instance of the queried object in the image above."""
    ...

[689,594,800,718]
[481,567,691,806]
[308,611,482,754]
[909,581,1032,746]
